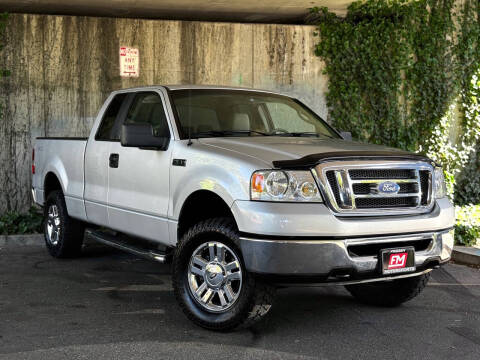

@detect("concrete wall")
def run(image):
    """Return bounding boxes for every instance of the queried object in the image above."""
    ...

[0,14,328,213]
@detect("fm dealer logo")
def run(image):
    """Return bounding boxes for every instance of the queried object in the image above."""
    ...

[382,249,415,275]
[388,252,407,269]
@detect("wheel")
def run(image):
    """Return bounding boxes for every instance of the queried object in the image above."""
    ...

[44,190,85,258]
[172,218,275,331]
[345,273,431,307]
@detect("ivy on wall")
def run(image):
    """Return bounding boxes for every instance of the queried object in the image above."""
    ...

[424,68,480,202]
[455,70,480,205]
[309,0,480,199]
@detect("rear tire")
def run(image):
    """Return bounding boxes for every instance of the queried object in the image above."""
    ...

[345,273,430,307]
[172,218,275,331]
[44,190,85,258]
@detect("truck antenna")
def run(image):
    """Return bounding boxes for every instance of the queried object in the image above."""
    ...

[187,128,192,146]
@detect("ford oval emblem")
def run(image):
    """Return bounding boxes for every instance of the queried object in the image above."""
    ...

[377,181,400,194]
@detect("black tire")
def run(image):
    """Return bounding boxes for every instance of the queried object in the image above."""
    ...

[172,218,276,331]
[44,190,85,258]
[345,273,430,307]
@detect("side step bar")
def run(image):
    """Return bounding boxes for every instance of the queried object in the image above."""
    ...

[85,229,170,263]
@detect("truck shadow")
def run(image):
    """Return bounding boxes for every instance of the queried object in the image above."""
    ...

[80,242,380,333]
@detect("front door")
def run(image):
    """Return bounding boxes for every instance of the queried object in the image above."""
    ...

[107,91,173,244]
[84,92,129,226]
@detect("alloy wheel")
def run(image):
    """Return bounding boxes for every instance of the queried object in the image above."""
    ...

[187,241,243,313]
[46,204,61,246]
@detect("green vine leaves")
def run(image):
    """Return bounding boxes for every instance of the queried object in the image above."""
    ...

[309,0,480,201]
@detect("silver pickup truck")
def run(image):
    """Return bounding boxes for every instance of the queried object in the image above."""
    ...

[32,85,455,330]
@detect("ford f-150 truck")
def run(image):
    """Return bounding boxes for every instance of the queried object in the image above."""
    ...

[32,85,455,330]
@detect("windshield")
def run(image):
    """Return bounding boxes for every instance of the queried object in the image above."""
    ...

[169,89,340,139]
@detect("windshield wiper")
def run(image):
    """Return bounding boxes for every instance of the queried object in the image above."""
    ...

[225,130,270,136]
[190,130,270,138]
[190,130,225,138]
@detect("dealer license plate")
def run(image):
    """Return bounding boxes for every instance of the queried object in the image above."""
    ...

[380,247,416,275]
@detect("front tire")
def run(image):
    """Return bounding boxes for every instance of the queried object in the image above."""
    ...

[44,190,85,258]
[172,218,275,331]
[345,273,430,307]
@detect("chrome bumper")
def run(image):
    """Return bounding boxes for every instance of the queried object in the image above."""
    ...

[238,229,454,284]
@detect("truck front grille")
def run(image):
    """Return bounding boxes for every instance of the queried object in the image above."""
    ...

[314,161,434,216]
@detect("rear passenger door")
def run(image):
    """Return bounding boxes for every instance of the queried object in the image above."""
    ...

[107,91,173,244]
[84,93,129,226]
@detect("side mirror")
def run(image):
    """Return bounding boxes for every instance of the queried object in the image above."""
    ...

[340,131,352,141]
[121,123,169,150]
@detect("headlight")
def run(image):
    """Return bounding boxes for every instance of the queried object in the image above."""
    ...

[433,167,447,199]
[251,170,323,202]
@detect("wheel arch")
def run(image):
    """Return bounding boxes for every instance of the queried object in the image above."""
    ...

[176,190,238,240]
[44,171,64,200]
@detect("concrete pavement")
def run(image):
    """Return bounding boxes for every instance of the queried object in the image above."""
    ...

[1,240,480,359]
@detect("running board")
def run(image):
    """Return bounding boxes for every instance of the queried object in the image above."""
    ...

[85,229,169,263]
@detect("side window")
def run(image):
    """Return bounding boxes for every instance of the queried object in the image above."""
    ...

[96,93,128,141]
[125,92,170,137]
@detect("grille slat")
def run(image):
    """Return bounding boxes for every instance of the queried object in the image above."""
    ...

[419,170,430,205]
[349,169,416,180]
[326,171,342,205]
[352,183,371,194]
[399,182,419,194]
[355,196,419,208]
[352,182,418,195]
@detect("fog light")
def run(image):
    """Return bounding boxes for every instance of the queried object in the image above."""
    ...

[300,182,318,199]
[440,229,454,261]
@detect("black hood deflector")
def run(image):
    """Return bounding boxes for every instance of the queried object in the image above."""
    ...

[272,151,434,169]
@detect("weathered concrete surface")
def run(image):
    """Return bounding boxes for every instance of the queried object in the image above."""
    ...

[0,234,43,247]
[453,246,480,266]
[0,0,352,23]
[0,14,328,213]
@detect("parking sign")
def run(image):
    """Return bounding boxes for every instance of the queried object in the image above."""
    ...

[119,47,139,77]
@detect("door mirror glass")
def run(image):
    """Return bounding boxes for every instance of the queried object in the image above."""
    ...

[340,131,352,141]
[121,123,169,150]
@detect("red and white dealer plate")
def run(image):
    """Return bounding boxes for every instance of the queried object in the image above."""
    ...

[380,247,416,275]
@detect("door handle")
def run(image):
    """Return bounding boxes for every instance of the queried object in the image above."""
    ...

[109,153,119,168]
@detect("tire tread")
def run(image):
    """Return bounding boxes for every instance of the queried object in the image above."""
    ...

[172,217,275,331]
[44,190,84,258]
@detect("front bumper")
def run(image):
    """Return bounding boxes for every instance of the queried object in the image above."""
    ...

[238,229,454,284]
[231,198,455,238]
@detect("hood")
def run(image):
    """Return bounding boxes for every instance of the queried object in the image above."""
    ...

[198,136,411,167]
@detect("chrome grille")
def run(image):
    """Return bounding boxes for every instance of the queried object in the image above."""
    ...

[313,160,434,216]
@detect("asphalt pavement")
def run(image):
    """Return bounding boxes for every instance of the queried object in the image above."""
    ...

[1,240,480,359]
